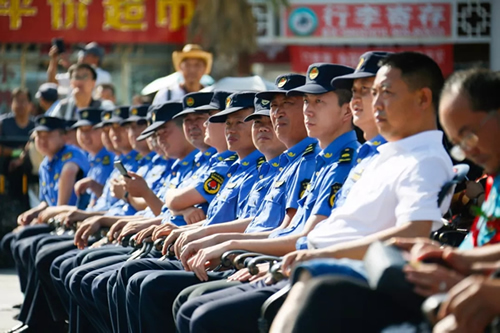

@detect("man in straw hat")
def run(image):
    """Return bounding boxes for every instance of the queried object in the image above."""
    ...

[153,44,213,105]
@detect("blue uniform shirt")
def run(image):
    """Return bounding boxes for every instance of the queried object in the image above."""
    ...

[138,149,199,219]
[160,147,218,225]
[77,147,115,209]
[192,150,237,204]
[131,156,173,218]
[269,131,360,244]
[203,149,264,226]
[89,149,140,212]
[333,134,387,209]
[240,155,281,221]
[39,144,90,206]
[244,137,320,233]
[106,151,158,216]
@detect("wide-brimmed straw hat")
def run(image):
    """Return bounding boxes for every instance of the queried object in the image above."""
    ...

[172,44,213,75]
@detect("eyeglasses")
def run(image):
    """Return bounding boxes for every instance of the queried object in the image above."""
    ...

[71,74,90,81]
[450,111,497,161]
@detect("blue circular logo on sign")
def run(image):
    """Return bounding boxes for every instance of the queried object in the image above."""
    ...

[288,7,318,36]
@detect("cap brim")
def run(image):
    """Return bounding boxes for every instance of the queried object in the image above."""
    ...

[102,116,124,125]
[208,106,248,123]
[287,84,331,96]
[331,72,376,90]
[93,122,105,129]
[193,104,219,112]
[244,110,270,122]
[35,91,42,99]
[31,125,52,133]
[136,131,154,141]
[121,116,148,125]
[141,121,167,134]
[71,120,95,129]
[255,90,286,100]
[173,109,197,119]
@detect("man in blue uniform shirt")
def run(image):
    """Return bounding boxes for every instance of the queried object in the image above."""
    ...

[51,101,200,332]
[172,63,364,333]
[165,74,317,266]
[95,91,263,332]
[7,115,90,332]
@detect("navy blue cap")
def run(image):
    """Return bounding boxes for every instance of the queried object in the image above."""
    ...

[209,92,256,123]
[136,130,155,142]
[93,106,128,128]
[77,42,104,59]
[65,120,77,131]
[331,51,393,90]
[35,83,58,102]
[173,92,215,119]
[245,97,271,122]
[288,64,354,95]
[33,116,67,132]
[72,107,103,128]
[256,74,306,100]
[194,90,233,112]
[121,105,149,124]
[138,102,184,138]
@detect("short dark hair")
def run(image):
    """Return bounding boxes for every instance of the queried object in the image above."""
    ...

[441,68,500,112]
[97,83,116,96]
[379,52,444,110]
[172,117,184,128]
[335,88,352,106]
[12,87,32,102]
[69,63,97,81]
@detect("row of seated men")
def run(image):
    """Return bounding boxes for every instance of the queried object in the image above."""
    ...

[0,50,497,333]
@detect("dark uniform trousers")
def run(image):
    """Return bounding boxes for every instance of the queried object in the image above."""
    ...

[262,276,426,333]
[17,235,75,331]
[3,224,53,292]
[55,246,132,333]
[172,280,242,328]
[175,279,287,333]
[114,258,235,333]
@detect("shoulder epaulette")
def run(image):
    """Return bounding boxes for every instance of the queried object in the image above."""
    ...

[302,143,317,156]
[102,155,111,165]
[224,154,238,162]
[338,147,354,163]
[257,156,266,167]
[61,152,73,162]
[136,154,142,161]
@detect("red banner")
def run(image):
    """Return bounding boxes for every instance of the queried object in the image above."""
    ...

[0,0,194,44]
[289,45,454,77]
[284,3,452,39]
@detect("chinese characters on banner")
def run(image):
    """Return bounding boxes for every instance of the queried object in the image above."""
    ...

[289,45,454,76]
[285,3,452,39]
[0,0,194,43]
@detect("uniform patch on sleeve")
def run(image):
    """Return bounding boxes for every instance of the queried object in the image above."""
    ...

[61,152,73,162]
[299,179,310,199]
[203,172,225,195]
[257,156,266,167]
[136,154,143,161]
[329,183,343,208]
[338,148,354,163]
[102,155,111,165]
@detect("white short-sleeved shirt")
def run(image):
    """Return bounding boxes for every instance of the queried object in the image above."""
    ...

[307,130,454,250]
[152,84,187,105]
